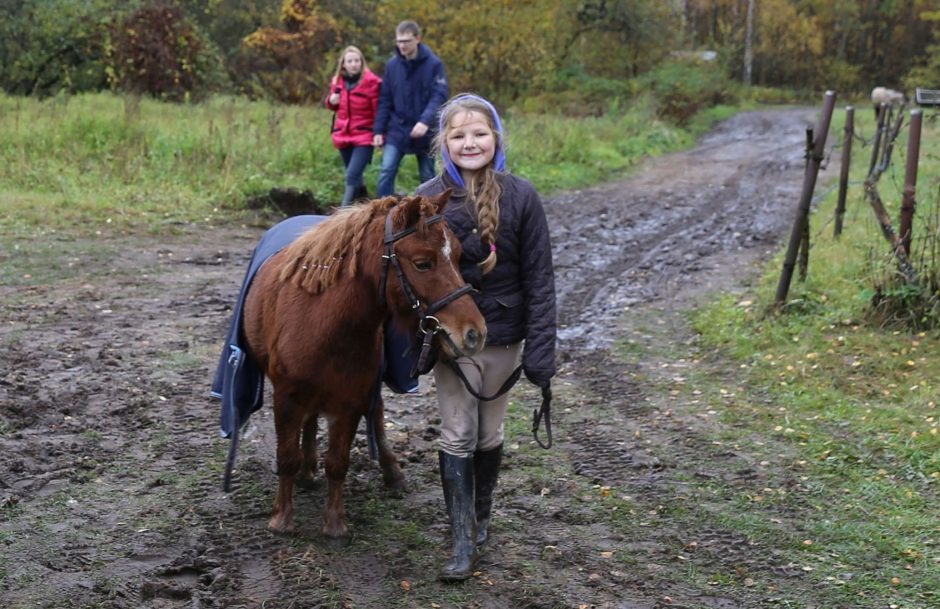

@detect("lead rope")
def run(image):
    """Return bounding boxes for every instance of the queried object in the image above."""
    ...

[532,385,552,449]
[447,360,553,449]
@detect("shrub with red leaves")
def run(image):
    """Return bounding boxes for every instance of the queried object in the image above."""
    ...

[108,3,219,101]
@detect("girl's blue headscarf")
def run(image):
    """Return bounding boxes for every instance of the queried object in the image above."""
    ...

[439,94,507,189]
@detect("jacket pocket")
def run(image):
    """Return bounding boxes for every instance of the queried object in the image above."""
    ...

[494,292,523,308]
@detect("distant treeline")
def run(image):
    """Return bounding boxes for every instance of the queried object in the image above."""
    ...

[1,0,938,110]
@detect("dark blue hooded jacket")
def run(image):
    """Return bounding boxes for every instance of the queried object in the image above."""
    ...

[373,43,449,154]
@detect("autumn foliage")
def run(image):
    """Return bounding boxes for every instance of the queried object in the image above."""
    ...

[106,3,219,101]
[239,0,340,103]
[1,0,939,111]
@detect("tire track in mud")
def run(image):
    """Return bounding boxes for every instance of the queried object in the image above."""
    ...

[552,108,817,490]
[548,109,814,353]
[549,108,824,607]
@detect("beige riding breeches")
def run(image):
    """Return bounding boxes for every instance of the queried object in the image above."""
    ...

[433,342,523,457]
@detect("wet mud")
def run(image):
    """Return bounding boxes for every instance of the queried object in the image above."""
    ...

[1,108,823,608]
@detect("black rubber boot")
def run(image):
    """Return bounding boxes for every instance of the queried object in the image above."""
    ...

[438,451,478,581]
[474,444,502,546]
[354,184,369,201]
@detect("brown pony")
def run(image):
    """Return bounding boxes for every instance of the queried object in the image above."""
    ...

[242,191,486,540]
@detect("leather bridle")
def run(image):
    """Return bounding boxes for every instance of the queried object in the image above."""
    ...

[380,211,475,367]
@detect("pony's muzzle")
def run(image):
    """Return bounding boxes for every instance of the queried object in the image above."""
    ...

[438,324,486,359]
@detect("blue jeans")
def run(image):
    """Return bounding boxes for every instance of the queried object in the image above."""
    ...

[339,146,374,204]
[376,143,436,197]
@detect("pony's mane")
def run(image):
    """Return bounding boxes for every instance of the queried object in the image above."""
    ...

[278,195,439,294]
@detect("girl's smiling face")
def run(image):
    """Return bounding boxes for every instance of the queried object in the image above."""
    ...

[445,111,496,178]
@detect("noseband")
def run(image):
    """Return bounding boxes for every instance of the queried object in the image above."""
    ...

[380,211,474,365]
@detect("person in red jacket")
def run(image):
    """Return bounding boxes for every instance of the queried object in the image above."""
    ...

[324,46,382,205]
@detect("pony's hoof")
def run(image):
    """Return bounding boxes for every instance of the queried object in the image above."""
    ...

[321,532,351,549]
[267,517,295,534]
[383,472,406,493]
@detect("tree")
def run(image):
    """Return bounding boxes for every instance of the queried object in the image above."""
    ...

[239,0,340,103]
[570,0,681,78]
[743,0,755,85]
[368,0,567,102]
[106,3,225,101]
[174,0,280,92]
[0,0,115,96]
[754,0,823,86]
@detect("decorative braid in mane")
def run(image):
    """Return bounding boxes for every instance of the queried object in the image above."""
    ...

[278,197,400,294]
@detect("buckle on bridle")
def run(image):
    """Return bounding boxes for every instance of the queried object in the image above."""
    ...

[419,315,441,334]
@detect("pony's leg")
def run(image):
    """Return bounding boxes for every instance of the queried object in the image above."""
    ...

[321,414,360,541]
[373,397,405,490]
[268,387,306,534]
[297,415,319,488]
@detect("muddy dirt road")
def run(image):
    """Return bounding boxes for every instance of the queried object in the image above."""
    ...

[1,107,823,608]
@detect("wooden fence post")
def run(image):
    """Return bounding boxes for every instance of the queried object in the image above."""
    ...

[834,106,853,238]
[899,110,922,257]
[775,90,837,306]
[879,106,907,173]
[867,104,886,179]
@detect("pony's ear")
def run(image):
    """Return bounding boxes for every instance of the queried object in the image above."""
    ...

[398,195,423,229]
[430,188,453,215]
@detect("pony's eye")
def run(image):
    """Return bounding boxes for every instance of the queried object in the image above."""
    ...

[413,260,433,271]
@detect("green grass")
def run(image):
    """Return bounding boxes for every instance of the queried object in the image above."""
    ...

[680,103,940,607]
[0,91,708,237]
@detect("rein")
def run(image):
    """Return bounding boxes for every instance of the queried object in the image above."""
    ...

[376,207,552,450]
[366,208,475,458]
[532,385,553,449]
[446,360,553,449]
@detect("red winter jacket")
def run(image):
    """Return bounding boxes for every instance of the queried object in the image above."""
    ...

[324,69,381,149]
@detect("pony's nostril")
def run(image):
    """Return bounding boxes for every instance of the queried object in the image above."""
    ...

[465,328,480,350]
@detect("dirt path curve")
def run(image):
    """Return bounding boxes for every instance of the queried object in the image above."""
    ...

[551,108,814,353]
[0,107,824,609]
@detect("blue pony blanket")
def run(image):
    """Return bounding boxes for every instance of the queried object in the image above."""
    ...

[210,214,418,441]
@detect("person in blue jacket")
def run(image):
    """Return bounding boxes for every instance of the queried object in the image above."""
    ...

[372,20,449,197]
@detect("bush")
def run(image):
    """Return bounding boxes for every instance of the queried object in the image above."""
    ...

[642,58,736,125]
[106,3,226,101]
[520,65,636,116]
[0,0,115,96]
[237,0,340,104]
[904,42,940,94]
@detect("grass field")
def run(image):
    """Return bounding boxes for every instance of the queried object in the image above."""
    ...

[687,102,940,606]
[0,91,730,235]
